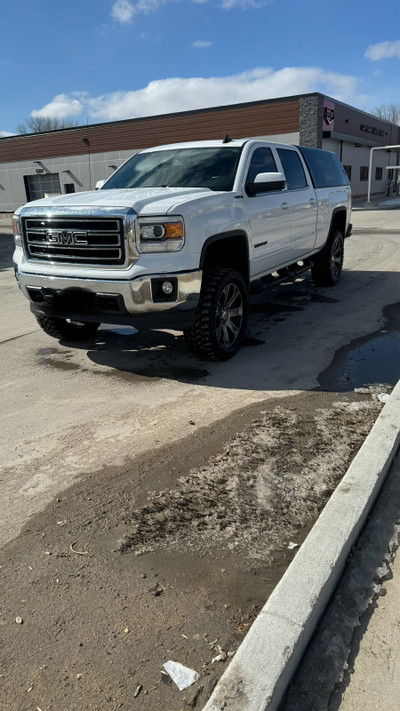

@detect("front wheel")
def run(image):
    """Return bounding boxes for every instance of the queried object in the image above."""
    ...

[184,268,248,361]
[311,230,344,287]
[36,314,100,341]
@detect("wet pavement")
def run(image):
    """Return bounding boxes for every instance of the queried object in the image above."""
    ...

[319,302,400,392]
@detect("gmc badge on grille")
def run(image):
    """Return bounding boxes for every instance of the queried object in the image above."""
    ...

[45,230,89,246]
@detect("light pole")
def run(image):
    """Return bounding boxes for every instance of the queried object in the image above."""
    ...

[82,137,92,190]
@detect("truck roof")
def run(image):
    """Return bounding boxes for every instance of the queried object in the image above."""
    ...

[141,139,249,152]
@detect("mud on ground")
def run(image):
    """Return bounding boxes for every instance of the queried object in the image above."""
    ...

[0,390,383,711]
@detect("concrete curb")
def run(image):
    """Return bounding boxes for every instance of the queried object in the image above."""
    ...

[202,381,400,711]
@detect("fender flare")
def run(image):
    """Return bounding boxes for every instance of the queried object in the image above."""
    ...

[199,229,249,270]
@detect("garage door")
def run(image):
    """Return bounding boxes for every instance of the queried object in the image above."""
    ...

[25,173,61,202]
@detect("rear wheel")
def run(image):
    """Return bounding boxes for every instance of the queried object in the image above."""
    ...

[36,314,100,340]
[184,268,248,361]
[311,230,344,286]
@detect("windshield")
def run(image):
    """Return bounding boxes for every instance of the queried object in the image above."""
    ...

[102,147,241,192]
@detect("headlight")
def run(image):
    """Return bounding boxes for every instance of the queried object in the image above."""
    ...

[12,214,22,247]
[138,218,185,253]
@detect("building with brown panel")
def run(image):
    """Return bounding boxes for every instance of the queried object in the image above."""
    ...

[0,92,399,211]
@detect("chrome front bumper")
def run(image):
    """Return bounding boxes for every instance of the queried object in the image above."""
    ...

[15,268,203,329]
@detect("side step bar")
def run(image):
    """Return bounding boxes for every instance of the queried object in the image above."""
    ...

[259,258,314,287]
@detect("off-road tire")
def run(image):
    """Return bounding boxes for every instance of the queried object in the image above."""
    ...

[311,229,344,287]
[184,268,248,361]
[36,314,100,341]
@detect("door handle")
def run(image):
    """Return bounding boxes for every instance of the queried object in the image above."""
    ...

[281,202,290,210]
[309,198,316,205]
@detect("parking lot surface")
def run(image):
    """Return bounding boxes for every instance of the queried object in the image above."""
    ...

[0,208,399,710]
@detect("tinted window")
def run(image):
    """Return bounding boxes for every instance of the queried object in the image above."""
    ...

[299,147,350,188]
[102,147,241,192]
[246,147,277,183]
[277,149,307,190]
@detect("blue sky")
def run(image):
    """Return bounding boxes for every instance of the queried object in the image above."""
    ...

[1,0,399,136]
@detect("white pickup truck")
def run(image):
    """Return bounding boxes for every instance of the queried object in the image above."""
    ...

[13,138,351,360]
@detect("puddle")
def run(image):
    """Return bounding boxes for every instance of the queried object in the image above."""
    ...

[39,357,80,371]
[319,302,400,392]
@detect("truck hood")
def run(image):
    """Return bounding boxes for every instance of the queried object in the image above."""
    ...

[18,187,214,216]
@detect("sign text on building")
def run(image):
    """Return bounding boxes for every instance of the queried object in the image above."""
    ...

[360,123,385,137]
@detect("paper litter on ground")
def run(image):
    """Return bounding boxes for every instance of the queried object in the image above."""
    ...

[163,660,199,690]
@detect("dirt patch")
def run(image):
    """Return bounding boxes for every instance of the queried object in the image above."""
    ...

[118,400,380,561]
[0,391,383,711]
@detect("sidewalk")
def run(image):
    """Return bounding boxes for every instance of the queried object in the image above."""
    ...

[334,455,400,711]
[352,193,400,210]
[280,438,400,711]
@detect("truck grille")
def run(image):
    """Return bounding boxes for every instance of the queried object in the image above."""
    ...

[23,217,125,265]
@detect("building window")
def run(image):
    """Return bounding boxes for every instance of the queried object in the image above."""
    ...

[343,165,352,180]
[375,167,383,181]
[360,166,369,181]
[64,183,75,193]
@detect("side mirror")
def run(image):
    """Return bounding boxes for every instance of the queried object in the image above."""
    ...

[246,171,286,196]
[95,179,106,190]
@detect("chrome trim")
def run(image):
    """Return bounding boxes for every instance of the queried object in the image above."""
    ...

[16,269,203,315]
[19,206,138,269]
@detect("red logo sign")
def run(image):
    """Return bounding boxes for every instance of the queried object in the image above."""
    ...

[324,107,335,125]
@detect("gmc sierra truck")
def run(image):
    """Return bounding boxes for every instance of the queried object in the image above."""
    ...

[12,137,351,360]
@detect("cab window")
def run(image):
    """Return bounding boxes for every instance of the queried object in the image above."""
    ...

[277,148,307,190]
[246,147,278,184]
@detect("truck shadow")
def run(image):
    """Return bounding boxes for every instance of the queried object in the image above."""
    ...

[72,269,400,392]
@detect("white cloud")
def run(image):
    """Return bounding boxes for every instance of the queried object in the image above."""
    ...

[365,39,400,61]
[111,0,135,23]
[220,0,270,8]
[30,66,363,123]
[0,130,15,137]
[192,40,212,48]
[31,94,84,120]
[111,0,267,24]
[111,0,170,24]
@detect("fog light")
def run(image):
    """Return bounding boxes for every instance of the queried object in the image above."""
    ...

[161,280,174,295]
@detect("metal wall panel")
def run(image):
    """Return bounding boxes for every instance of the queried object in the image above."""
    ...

[330,103,400,147]
[0,99,300,164]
